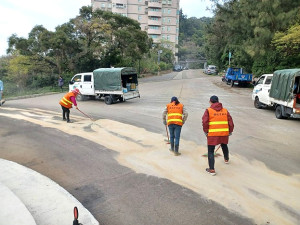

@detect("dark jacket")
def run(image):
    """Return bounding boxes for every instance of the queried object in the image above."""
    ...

[202,102,234,145]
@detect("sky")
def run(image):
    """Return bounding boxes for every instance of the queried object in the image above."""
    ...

[0,0,213,56]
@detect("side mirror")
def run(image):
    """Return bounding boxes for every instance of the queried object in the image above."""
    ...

[69,81,74,85]
[252,81,256,86]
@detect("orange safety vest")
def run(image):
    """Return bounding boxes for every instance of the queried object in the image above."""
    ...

[59,92,75,109]
[207,107,229,136]
[167,102,183,126]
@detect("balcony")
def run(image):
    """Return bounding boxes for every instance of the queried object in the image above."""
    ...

[148,2,162,8]
[148,27,161,35]
[147,19,161,26]
[147,10,162,17]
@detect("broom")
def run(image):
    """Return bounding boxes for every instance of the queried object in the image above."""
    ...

[164,125,170,144]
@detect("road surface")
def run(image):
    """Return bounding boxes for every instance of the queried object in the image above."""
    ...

[0,69,299,225]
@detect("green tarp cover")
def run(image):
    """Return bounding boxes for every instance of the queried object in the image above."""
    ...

[93,67,137,91]
[269,69,300,101]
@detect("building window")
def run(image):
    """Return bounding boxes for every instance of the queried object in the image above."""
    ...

[149,25,159,29]
[151,35,158,39]
[167,35,170,40]
[176,28,179,33]
[108,4,111,8]
[168,9,171,14]
[163,18,166,23]
[138,6,142,11]
[168,0,172,4]
[138,15,142,20]
[138,0,143,2]
[116,3,125,8]
[150,16,159,21]
[162,35,166,40]
[101,3,105,8]
[162,0,166,4]
[167,18,171,23]
[162,26,165,31]
[167,26,171,31]
[150,8,160,11]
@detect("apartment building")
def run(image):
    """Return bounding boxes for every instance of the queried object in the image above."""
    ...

[91,0,180,55]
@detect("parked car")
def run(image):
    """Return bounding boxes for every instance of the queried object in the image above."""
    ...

[173,65,182,72]
[204,65,217,75]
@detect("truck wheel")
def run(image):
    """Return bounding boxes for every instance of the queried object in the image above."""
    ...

[76,94,86,101]
[275,105,287,119]
[254,97,262,109]
[231,80,234,87]
[118,96,124,102]
[104,96,113,105]
[226,80,230,85]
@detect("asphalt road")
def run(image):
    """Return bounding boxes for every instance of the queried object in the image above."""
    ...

[1,69,299,225]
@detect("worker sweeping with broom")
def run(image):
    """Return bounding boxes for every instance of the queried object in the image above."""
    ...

[202,95,234,176]
[59,88,81,123]
[162,96,188,156]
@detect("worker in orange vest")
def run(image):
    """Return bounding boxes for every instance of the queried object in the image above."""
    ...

[59,88,81,123]
[163,96,188,156]
[202,95,234,176]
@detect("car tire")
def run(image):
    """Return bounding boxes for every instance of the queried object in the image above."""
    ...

[254,97,262,109]
[104,95,113,105]
[231,80,234,87]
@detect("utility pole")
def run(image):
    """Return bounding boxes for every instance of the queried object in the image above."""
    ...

[229,51,232,66]
[157,50,162,76]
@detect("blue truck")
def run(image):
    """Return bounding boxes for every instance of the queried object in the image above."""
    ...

[224,67,252,87]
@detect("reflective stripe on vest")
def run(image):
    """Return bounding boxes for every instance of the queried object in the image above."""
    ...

[59,92,75,109]
[207,107,229,136]
[167,102,183,126]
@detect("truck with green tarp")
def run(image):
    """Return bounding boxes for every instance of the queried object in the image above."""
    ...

[69,67,140,104]
[252,69,300,119]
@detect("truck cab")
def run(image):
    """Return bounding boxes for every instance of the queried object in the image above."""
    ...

[252,74,273,108]
[70,72,94,98]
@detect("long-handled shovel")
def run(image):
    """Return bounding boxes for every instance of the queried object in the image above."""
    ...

[76,108,95,121]
[202,144,222,157]
[164,125,170,144]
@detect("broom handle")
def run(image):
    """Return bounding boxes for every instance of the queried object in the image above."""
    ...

[77,108,94,121]
[215,144,221,153]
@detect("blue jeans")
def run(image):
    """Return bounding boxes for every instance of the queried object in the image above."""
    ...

[168,124,182,146]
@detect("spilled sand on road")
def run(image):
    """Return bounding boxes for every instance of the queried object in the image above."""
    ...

[1,107,300,225]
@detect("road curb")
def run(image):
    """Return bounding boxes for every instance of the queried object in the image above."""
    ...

[0,159,99,225]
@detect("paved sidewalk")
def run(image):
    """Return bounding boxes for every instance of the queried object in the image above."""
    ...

[0,158,99,225]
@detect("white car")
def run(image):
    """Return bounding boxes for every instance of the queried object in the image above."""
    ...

[204,65,217,75]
